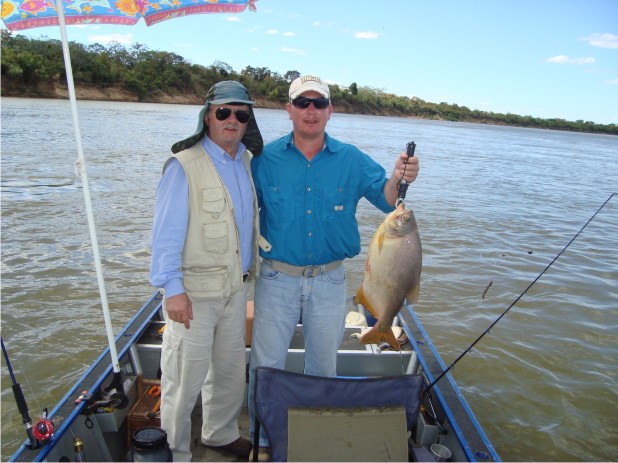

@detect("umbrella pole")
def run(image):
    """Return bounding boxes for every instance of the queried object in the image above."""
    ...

[54,1,121,376]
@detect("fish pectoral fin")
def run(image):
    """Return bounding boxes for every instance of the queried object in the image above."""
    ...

[359,325,400,351]
[354,286,379,319]
[406,281,421,304]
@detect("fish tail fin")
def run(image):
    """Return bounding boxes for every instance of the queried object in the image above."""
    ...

[359,325,400,351]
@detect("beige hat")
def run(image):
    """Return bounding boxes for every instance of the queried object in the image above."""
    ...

[289,75,330,100]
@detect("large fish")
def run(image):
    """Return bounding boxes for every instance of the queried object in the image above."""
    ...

[354,203,422,350]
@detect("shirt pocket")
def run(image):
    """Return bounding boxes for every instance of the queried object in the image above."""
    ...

[262,184,295,223]
[202,187,225,218]
[322,185,354,222]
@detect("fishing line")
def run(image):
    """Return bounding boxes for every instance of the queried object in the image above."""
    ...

[424,192,617,393]
[1,337,41,449]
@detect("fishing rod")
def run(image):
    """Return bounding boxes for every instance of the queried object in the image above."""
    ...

[395,141,416,207]
[1,337,47,449]
[424,192,617,393]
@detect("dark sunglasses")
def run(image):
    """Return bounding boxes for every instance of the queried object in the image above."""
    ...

[215,107,251,124]
[291,97,330,110]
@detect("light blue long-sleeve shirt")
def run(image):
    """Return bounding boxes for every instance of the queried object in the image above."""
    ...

[150,137,254,297]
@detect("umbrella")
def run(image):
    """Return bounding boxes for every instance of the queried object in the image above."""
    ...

[1,0,256,29]
[1,0,257,382]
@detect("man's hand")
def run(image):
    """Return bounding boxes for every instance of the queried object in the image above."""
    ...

[394,151,419,184]
[385,152,420,205]
[165,293,193,329]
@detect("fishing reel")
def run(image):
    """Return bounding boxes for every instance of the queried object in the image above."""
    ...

[32,408,54,443]
[75,389,129,416]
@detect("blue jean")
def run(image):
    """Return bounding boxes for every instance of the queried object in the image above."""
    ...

[248,259,347,447]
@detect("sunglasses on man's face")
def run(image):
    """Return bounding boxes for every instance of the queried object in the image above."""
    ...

[215,107,251,124]
[291,97,330,110]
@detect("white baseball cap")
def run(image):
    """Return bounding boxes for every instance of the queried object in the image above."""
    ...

[289,75,330,100]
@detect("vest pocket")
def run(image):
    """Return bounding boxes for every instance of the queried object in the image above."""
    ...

[202,187,225,217]
[203,222,229,253]
[183,266,231,300]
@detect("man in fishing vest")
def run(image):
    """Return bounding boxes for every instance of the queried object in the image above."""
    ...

[150,81,264,461]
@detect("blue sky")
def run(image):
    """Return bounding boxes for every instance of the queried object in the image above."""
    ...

[4,0,617,124]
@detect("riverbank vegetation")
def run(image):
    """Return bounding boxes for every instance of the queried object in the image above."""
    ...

[2,31,615,135]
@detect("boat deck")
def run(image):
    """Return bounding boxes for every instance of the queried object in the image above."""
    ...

[189,405,252,462]
[130,318,414,461]
[8,293,498,462]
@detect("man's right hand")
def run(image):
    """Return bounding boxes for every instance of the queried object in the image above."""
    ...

[165,293,193,329]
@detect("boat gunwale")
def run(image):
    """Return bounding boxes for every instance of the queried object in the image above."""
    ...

[10,291,163,462]
[399,303,501,462]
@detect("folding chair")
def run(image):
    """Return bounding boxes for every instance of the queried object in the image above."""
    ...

[253,366,424,462]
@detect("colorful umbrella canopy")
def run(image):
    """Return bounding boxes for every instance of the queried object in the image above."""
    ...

[1,0,257,377]
[1,0,256,30]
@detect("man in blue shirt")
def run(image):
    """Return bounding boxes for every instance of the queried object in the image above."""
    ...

[247,75,420,459]
[150,81,263,461]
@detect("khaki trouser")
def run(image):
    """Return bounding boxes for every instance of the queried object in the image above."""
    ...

[160,284,249,461]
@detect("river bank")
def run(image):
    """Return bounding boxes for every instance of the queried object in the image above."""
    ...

[0,79,288,108]
[0,78,418,116]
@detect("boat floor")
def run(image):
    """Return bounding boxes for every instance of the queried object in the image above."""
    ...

[189,404,252,462]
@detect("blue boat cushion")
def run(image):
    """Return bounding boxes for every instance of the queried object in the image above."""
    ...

[254,366,424,462]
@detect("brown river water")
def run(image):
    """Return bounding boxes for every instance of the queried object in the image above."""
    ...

[1,97,617,461]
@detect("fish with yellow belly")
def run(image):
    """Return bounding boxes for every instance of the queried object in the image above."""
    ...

[354,203,422,350]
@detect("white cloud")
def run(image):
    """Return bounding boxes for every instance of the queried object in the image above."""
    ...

[283,32,295,37]
[225,16,241,22]
[88,33,133,45]
[281,47,305,55]
[546,55,595,65]
[354,31,380,39]
[266,29,279,35]
[604,78,618,85]
[581,33,618,49]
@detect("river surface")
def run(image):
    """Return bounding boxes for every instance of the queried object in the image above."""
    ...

[1,97,617,461]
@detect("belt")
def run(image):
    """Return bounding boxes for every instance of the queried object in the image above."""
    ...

[265,259,342,278]
[243,273,249,283]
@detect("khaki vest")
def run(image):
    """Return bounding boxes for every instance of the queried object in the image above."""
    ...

[166,143,261,301]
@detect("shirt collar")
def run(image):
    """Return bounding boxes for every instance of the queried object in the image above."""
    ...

[284,131,338,154]
[202,136,246,161]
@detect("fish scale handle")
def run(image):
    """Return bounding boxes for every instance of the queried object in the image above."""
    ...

[396,141,416,207]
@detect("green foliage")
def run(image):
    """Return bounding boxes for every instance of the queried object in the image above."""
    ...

[1,30,615,135]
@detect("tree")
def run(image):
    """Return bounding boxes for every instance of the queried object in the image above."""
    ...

[1,34,615,135]
[284,70,300,82]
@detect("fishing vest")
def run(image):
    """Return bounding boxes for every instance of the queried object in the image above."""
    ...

[166,143,261,301]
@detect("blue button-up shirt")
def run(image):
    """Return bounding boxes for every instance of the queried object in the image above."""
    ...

[251,132,393,266]
[150,137,254,297]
